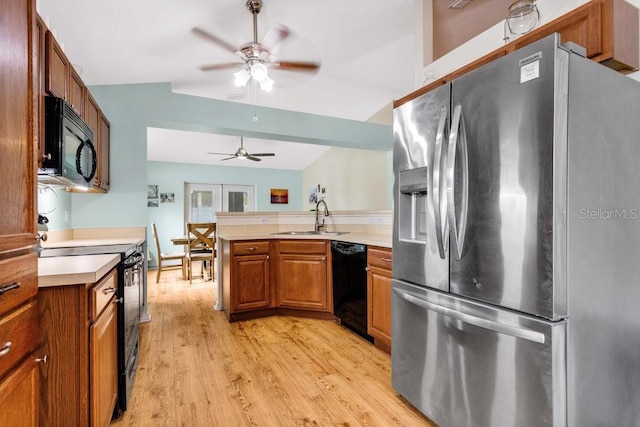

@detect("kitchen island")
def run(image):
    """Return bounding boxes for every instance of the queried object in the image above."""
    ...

[216,210,393,350]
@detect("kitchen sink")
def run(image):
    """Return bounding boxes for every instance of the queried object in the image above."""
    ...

[272,231,348,236]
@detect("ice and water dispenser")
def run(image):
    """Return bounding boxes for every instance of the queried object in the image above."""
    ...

[397,166,429,242]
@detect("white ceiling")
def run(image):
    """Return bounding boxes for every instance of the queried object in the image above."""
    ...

[36,0,419,169]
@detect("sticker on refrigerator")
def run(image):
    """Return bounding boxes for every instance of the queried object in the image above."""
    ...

[519,51,542,83]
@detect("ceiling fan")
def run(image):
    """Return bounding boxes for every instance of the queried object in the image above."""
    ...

[208,137,275,162]
[191,0,321,92]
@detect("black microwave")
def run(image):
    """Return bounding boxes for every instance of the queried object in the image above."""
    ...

[38,96,97,188]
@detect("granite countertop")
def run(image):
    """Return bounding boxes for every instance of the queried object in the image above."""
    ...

[38,254,121,288]
[218,231,392,248]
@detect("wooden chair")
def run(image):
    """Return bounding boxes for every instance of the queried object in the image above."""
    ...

[185,222,217,283]
[151,222,186,283]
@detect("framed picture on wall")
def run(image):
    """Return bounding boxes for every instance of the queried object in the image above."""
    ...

[270,188,288,204]
[148,185,158,199]
[148,200,159,207]
[160,193,175,203]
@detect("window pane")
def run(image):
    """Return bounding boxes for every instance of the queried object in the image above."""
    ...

[190,190,214,222]
[228,191,247,212]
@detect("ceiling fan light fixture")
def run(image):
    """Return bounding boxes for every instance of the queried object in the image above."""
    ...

[259,76,274,92]
[233,68,251,87]
[250,62,269,82]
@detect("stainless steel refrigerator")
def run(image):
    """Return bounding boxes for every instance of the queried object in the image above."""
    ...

[392,33,640,427]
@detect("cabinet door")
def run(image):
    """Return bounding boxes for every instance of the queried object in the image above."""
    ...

[96,111,110,191]
[232,254,270,312]
[34,15,46,169]
[0,0,36,252]
[45,31,68,99]
[69,68,85,116]
[277,254,328,311]
[0,356,39,427]
[367,266,392,348]
[90,299,118,427]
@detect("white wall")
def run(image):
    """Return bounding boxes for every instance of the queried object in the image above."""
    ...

[302,147,391,211]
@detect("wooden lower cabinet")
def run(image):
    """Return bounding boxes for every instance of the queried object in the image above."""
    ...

[38,268,118,427]
[276,240,330,312]
[90,298,118,427]
[367,247,392,351]
[0,357,39,427]
[231,241,271,312]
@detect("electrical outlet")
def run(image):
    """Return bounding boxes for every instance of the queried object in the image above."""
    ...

[260,218,269,224]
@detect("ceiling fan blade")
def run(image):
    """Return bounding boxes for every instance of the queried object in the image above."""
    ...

[247,156,262,162]
[249,153,275,157]
[199,62,244,72]
[191,27,240,55]
[207,152,235,156]
[274,60,321,72]
[261,24,290,54]
[220,156,237,161]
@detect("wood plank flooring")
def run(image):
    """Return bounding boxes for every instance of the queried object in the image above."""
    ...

[111,270,435,427]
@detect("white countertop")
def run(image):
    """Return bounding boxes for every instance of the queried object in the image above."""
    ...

[218,231,391,248]
[42,237,144,249]
[38,254,120,288]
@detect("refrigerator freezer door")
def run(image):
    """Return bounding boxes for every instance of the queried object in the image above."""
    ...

[392,280,567,427]
[393,84,450,291]
[448,34,568,320]
[565,51,640,426]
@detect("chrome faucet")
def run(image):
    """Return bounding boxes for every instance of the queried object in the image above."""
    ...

[315,199,330,232]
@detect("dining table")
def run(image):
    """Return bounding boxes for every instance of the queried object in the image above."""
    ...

[170,237,189,246]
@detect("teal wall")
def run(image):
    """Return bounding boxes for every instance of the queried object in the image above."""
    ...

[147,161,302,262]
[41,82,392,234]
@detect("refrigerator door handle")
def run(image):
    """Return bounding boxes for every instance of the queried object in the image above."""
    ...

[433,106,449,259]
[393,288,546,344]
[446,104,469,260]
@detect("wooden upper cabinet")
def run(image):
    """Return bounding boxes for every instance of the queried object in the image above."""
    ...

[34,15,46,169]
[96,111,111,191]
[44,31,68,99]
[397,0,638,109]
[69,67,85,116]
[84,91,99,136]
[510,0,638,72]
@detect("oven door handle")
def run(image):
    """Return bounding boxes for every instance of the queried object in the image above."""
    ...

[393,288,546,344]
[123,252,144,268]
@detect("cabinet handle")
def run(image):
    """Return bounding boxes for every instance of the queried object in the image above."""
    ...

[102,286,117,295]
[265,255,269,260]
[115,297,124,304]
[381,257,392,263]
[42,153,52,161]
[246,247,258,251]
[36,354,49,364]
[0,282,20,296]
[365,267,370,272]
[0,342,11,357]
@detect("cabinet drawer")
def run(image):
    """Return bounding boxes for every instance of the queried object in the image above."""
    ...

[278,240,327,255]
[0,253,37,316]
[91,269,117,321]
[233,241,270,256]
[367,247,392,271]
[0,301,38,380]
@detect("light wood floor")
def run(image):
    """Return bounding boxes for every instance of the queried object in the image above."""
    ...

[111,270,435,427]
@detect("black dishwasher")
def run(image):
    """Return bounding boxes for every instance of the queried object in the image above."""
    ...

[331,241,373,342]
